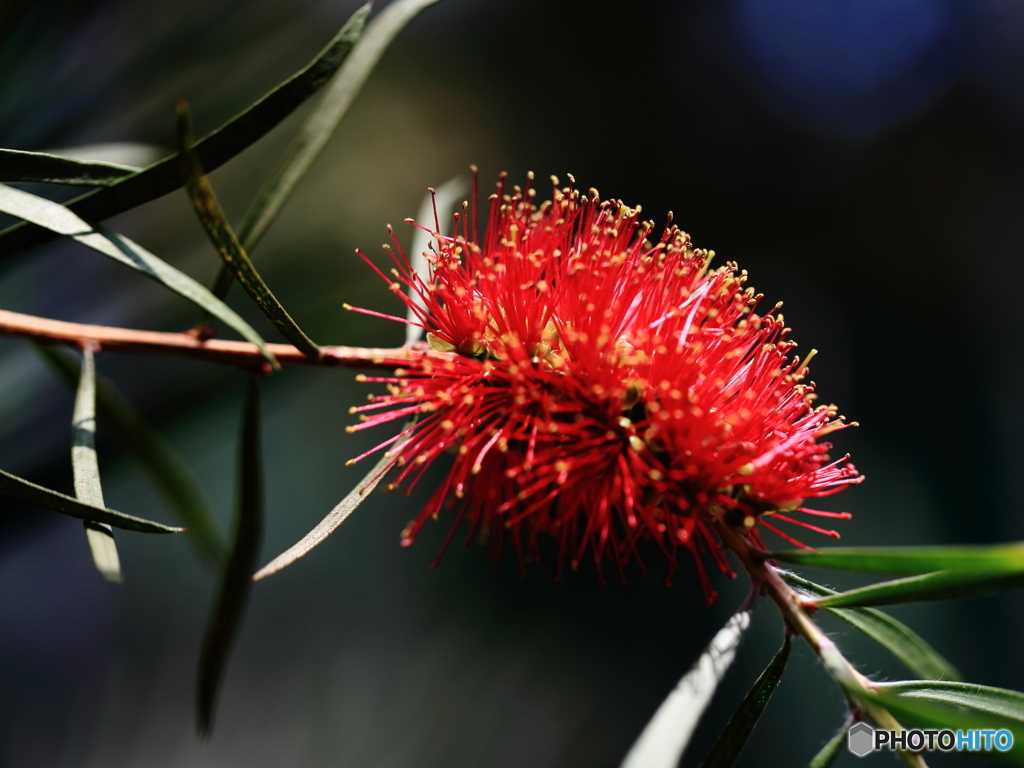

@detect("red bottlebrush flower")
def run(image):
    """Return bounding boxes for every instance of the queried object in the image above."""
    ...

[346,172,861,601]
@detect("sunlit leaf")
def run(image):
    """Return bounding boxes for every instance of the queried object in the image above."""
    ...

[0,4,371,259]
[0,148,137,186]
[0,183,275,366]
[811,570,1024,609]
[770,543,1024,575]
[37,343,221,564]
[778,570,960,681]
[619,610,752,768]
[0,467,181,533]
[72,345,122,582]
[44,142,166,169]
[804,717,852,768]
[197,378,264,736]
[700,633,790,768]
[253,421,414,580]
[874,681,1024,725]
[176,106,317,362]
[205,0,448,309]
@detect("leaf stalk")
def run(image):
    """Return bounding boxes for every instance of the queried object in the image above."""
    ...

[713,516,929,768]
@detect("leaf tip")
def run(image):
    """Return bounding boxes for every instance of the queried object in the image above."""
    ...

[251,563,274,581]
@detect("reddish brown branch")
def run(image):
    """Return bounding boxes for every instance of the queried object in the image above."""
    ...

[0,308,439,371]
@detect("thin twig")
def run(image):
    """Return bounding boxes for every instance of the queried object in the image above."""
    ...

[714,517,929,768]
[0,308,438,371]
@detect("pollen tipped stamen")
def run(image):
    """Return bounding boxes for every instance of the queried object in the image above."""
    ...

[758,520,816,550]
[344,303,427,328]
[794,507,853,519]
[768,513,841,539]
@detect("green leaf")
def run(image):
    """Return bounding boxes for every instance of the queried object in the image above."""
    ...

[700,633,791,768]
[36,343,221,564]
[770,543,1024,575]
[866,689,1024,764]
[874,681,1024,725]
[0,467,181,533]
[0,4,371,259]
[804,717,852,768]
[253,421,415,580]
[619,610,752,768]
[0,183,275,366]
[811,570,1024,609]
[0,148,138,186]
[197,377,264,736]
[778,570,961,681]
[205,0,446,309]
[175,106,318,362]
[72,345,122,582]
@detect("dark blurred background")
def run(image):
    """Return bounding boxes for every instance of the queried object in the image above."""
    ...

[1,0,1023,765]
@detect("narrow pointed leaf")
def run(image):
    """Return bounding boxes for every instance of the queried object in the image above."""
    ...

[804,717,852,768]
[873,681,1024,725]
[43,143,166,169]
[206,0,447,309]
[620,610,752,768]
[197,378,264,736]
[811,570,1024,609]
[0,148,138,186]
[700,633,791,768]
[253,422,414,580]
[0,183,275,366]
[37,343,221,564]
[0,467,181,533]
[73,345,122,582]
[0,5,371,259]
[770,542,1024,575]
[252,0,443,259]
[176,108,316,363]
[779,570,961,681]
[866,689,1024,764]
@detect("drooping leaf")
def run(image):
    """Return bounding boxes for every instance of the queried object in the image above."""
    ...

[804,717,852,768]
[403,176,469,345]
[619,610,752,768]
[253,421,415,580]
[0,4,371,259]
[197,378,264,736]
[873,681,1024,725]
[205,0,448,308]
[0,148,138,186]
[37,343,221,564]
[778,570,961,681]
[770,542,1024,575]
[811,570,1024,609]
[0,183,275,366]
[867,688,1024,764]
[700,633,791,768]
[176,106,318,362]
[72,345,122,582]
[0,467,181,533]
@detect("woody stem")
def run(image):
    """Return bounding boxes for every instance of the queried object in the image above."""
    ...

[0,308,442,371]
[713,518,928,768]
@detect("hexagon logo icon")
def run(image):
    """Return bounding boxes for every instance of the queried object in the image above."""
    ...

[848,722,875,757]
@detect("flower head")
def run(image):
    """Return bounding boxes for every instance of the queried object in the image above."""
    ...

[347,173,861,600]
